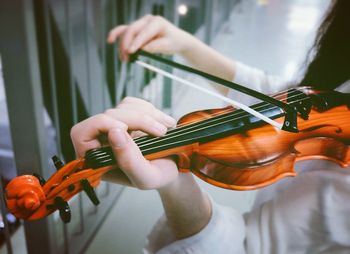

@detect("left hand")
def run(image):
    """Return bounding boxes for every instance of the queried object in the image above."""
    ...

[70,97,180,190]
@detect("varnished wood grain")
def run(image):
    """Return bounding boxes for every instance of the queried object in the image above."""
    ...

[171,104,350,190]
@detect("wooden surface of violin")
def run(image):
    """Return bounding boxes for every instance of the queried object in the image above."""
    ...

[144,88,350,190]
[187,103,350,190]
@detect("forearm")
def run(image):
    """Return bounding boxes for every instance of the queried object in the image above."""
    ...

[109,14,236,94]
[157,172,212,239]
[180,32,237,94]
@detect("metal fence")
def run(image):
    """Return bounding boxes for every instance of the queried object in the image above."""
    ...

[0,0,234,253]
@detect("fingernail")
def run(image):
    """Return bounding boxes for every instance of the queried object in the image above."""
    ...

[163,115,176,127]
[153,122,167,135]
[109,129,128,148]
[129,44,137,53]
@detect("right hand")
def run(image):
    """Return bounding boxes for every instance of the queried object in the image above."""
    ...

[107,15,194,61]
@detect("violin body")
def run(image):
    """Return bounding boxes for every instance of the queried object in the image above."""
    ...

[178,103,350,190]
[4,87,350,222]
[144,88,350,190]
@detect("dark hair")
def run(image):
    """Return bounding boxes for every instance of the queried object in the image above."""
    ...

[299,0,350,90]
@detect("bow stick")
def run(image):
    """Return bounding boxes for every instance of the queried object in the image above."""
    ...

[131,50,299,133]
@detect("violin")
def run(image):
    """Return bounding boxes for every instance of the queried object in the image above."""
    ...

[4,52,350,224]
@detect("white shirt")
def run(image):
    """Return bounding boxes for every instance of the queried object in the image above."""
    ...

[143,62,350,254]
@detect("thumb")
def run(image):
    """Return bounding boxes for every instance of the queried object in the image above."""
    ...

[108,128,161,189]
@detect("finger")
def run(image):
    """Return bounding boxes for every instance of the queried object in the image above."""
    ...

[104,108,168,136]
[117,96,155,111]
[70,114,127,157]
[116,97,176,127]
[108,128,178,189]
[128,16,165,54]
[120,15,153,60]
[153,108,177,128]
[107,25,128,44]
[142,37,173,54]
[130,130,147,139]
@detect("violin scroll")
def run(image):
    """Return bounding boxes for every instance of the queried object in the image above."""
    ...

[5,175,45,219]
[3,156,115,223]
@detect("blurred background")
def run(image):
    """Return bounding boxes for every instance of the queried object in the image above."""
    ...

[0,0,330,253]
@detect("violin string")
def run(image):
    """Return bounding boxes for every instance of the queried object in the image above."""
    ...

[136,92,308,150]
[133,87,298,146]
[91,89,307,164]
[135,90,305,148]
[173,87,299,128]
[137,97,308,152]
[135,89,304,146]
[134,88,300,144]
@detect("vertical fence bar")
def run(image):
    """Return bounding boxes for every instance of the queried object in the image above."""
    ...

[84,0,92,115]
[97,0,109,199]
[0,0,54,253]
[117,62,128,102]
[204,0,213,45]
[44,2,69,252]
[64,0,85,238]
[126,0,137,97]
[100,0,107,111]
[116,0,130,103]
[110,0,119,105]
[62,0,74,251]
[162,0,176,112]
[65,0,78,125]
[84,0,99,216]
[43,0,62,157]
[0,178,13,254]
[107,0,118,196]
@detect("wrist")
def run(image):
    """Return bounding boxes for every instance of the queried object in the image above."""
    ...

[156,173,212,239]
[179,31,204,58]
[156,170,185,196]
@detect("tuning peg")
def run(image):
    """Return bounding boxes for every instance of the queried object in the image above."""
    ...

[32,173,46,186]
[54,196,71,223]
[52,155,64,170]
[80,179,100,205]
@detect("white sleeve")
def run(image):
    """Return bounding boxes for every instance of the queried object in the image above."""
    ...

[143,199,246,254]
[144,163,350,254]
[227,61,290,104]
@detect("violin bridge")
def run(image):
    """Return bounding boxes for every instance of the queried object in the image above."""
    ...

[288,88,312,120]
[282,108,299,133]
[282,88,314,132]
